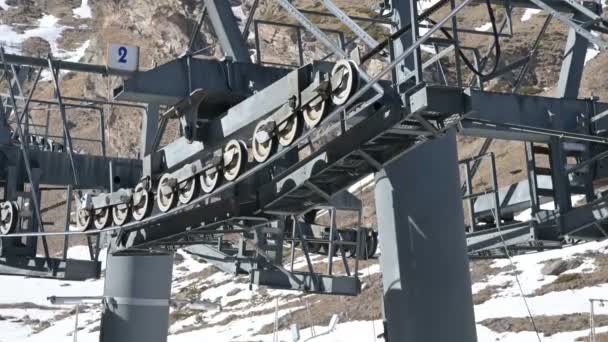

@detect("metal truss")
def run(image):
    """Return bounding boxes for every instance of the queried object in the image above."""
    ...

[0,0,607,284]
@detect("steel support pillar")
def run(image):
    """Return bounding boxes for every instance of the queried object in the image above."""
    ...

[374,129,477,341]
[0,100,9,145]
[99,253,173,342]
[556,11,590,99]
[550,9,594,222]
[141,103,159,157]
[204,0,251,63]
[389,0,416,86]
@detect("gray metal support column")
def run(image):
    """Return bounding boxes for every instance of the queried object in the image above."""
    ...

[551,9,595,218]
[204,0,251,63]
[0,101,9,145]
[375,129,477,341]
[141,103,159,157]
[389,0,415,86]
[99,253,173,342]
[556,11,589,99]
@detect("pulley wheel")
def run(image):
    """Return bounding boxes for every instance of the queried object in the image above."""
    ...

[330,60,359,106]
[178,177,200,205]
[277,115,302,147]
[0,202,18,235]
[93,207,111,230]
[303,98,327,128]
[223,140,247,182]
[75,208,92,232]
[112,204,130,226]
[131,182,153,221]
[157,174,178,212]
[200,169,220,194]
[365,231,379,259]
[252,120,275,163]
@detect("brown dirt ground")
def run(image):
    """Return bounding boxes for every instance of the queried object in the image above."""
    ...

[577,332,608,341]
[473,281,512,305]
[480,313,608,337]
[535,252,608,296]
[257,272,383,335]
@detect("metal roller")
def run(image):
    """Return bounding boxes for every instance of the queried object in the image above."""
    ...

[0,201,18,235]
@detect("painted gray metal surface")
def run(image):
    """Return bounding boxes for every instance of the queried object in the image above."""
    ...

[466,222,537,253]
[556,11,591,99]
[114,58,287,104]
[204,0,251,63]
[375,129,477,341]
[141,103,159,157]
[561,199,608,238]
[473,175,553,218]
[0,145,141,188]
[0,256,100,280]
[0,52,128,76]
[389,0,415,83]
[185,243,252,274]
[252,269,361,296]
[100,253,173,342]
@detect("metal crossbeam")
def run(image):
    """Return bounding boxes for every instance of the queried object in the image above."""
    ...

[274,0,385,95]
[321,0,381,50]
[529,0,608,49]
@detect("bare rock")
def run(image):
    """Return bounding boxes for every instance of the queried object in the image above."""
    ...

[21,37,51,57]
[226,288,241,297]
[541,259,583,276]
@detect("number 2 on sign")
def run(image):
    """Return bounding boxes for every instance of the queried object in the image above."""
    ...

[118,47,127,63]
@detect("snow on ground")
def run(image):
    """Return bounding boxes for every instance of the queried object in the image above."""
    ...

[0,0,11,11]
[0,15,66,54]
[475,22,493,32]
[418,0,443,12]
[0,6,92,80]
[259,319,385,342]
[0,246,106,306]
[586,47,600,65]
[477,324,608,342]
[61,39,90,62]
[473,238,608,341]
[73,0,92,19]
[521,8,541,22]
[585,31,601,66]
[232,4,248,38]
[2,236,608,341]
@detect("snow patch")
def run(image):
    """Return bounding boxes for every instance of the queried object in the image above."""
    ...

[0,15,65,54]
[73,0,92,19]
[258,319,385,342]
[521,9,541,22]
[58,39,90,62]
[0,247,105,306]
[475,22,492,31]
[585,47,600,65]
[359,263,381,277]
[585,31,601,66]
[0,0,11,10]
[472,239,608,323]
[418,0,443,12]
[40,39,90,81]
[477,324,608,342]
[231,6,246,30]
